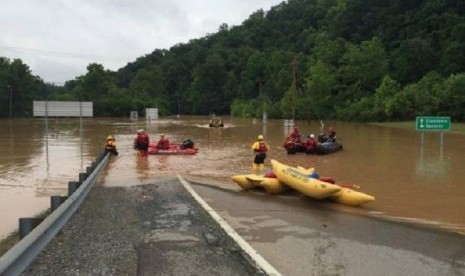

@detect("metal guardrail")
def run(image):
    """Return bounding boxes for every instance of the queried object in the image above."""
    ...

[0,153,109,276]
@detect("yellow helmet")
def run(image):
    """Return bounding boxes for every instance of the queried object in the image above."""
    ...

[107,135,113,141]
[257,135,264,140]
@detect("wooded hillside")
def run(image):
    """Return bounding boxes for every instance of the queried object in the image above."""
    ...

[1,0,465,121]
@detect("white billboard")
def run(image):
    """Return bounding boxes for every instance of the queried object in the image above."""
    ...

[33,101,93,117]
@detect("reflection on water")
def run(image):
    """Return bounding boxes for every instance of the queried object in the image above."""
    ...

[1,117,465,239]
[416,136,451,183]
[416,155,450,182]
[136,156,150,181]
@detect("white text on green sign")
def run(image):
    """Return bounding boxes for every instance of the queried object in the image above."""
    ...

[416,116,450,131]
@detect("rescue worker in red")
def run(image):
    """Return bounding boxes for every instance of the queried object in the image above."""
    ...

[282,135,294,149]
[251,134,269,173]
[290,126,301,141]
[156,134,170,150]
[134,129,150,157]
[327,126,337,142]
[305,134,318,154]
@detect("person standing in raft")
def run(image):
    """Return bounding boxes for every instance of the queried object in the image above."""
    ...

[327,126,337,142]
[305,134,318,154]
[251,134,269,173]
[156,134,170,149]
[104,135,118,155]
[134,129,150,157]
[290,126,301,142]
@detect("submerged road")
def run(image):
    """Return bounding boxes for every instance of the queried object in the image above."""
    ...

[23,176,465,276]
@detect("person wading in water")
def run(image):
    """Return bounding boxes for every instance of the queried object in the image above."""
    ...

[251,134,269,173]
[134,129,150,157]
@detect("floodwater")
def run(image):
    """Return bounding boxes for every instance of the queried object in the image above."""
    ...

[1,116,465,239]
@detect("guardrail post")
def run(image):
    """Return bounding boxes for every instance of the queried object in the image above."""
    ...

[79,172,87,183]
[97,152,106,162]
[19,218,44,239]
[86,166,93,175]
[50,196,68,212]
[68,181,81,196]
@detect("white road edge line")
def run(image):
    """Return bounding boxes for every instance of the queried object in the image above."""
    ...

[177,175,281,276]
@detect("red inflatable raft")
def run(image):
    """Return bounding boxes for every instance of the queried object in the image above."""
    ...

[148,143,198,155]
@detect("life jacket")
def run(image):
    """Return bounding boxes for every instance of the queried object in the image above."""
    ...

[255,141,267,153]
[306,138,317,149]
[290,131,300,140]
[105,140,116,150]
[157,138,170,149]
[136,133,149,147]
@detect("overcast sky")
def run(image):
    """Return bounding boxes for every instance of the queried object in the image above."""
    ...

[0,0,283,84]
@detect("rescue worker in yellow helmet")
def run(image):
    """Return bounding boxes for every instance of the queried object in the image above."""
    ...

[251,134,269,173]
[104,135,118,155]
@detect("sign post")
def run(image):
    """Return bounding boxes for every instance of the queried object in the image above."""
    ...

[416,116,451,150]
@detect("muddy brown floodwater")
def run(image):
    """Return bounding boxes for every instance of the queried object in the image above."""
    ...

[1,116,465,239]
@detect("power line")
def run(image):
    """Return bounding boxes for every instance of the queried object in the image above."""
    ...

[0,44,128,63]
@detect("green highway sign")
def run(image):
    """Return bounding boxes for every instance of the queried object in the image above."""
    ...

[416,116,451,131]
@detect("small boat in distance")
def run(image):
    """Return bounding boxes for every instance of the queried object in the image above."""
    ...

[209,117,224,128]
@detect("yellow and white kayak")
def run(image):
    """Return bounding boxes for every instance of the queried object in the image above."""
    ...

[271,159,341,199]
[231,174,261,190]
[329,187,375,206]
[295,165,315,175]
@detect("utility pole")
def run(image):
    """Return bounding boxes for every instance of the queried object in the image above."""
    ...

[290,53,302,120]
[8,85,12,119]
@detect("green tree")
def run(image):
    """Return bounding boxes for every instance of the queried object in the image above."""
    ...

[390,38,438,84]
[410,71,444,116]
[373,76,401,120]
[0,57,10,117]
[128,66,169,116]
[188,52,227,114]
[6,59,41,117]
[73,63,112,101]
[439,73,465,120]
[338,37,388,100]
[303,61,337,120]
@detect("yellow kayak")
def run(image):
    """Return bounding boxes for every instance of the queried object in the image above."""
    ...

[259,177,291,194]
[231,174,261,190]
[244,174,290,194]
[329,187,375,206]
[271,159,341,199]
[296,165,315,174]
